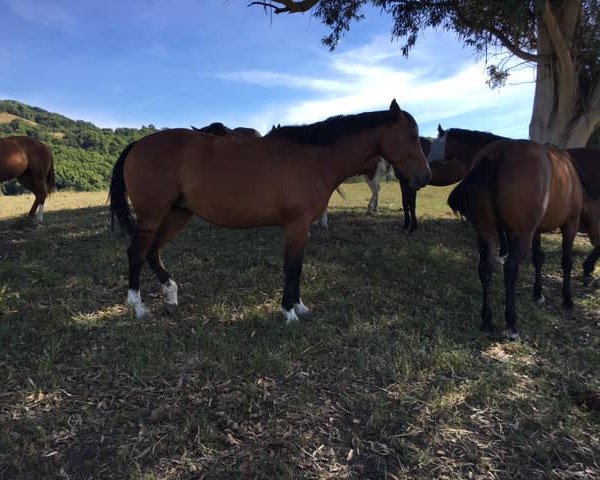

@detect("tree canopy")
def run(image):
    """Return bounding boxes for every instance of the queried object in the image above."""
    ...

[251,0,600,147]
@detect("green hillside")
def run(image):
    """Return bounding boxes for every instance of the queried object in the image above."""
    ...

[0,100,157,193]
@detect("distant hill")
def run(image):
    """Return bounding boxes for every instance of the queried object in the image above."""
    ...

[0,100,157,194]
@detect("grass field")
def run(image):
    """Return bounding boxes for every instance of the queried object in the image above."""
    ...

[1,183,599,479]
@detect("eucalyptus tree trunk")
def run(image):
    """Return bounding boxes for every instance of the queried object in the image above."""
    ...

[529,0,600,148]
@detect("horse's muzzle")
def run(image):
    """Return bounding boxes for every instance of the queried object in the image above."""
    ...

[410,169,432,190]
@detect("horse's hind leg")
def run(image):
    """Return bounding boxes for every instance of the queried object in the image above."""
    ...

[281,219,310,323]
[532,233,545,304]
[127,222,158,319]
[560,220,578,309]
[495,228,508,264]
[503,233,531,340]
[583,246,600,287]
[477,233,494,332]
[147,207,193,314]
[18,171,46,222]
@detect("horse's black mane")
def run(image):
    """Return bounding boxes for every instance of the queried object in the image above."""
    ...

[447,128,508,143]
[266,109,412,146]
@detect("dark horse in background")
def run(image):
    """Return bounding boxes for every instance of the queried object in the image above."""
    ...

[110,100,431,323]
[191,122,261,140]
[448,139,583,339]
[0,136,55,222]
[399,125,507,234]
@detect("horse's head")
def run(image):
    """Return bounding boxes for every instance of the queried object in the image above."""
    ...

[427,123,448,165]
[380,99,430,190]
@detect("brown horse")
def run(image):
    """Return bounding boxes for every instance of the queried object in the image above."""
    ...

[448,139,582,339]
[316,136,431,228]
[399,125,506,233]
[0,136,55,222]
[110,100,431,322]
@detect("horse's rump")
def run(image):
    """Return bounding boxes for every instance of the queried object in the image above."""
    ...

[568,147,600,200]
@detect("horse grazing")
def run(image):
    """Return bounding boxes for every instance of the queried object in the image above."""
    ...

[110,100,431,322]
[448,139,582,339]
[399,125,506,233]
[316,137,431,228]
[0,136,55,222]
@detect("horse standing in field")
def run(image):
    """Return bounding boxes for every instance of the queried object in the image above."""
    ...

[0,136,55,222]
[110,100,431,322]
[316,136,431,228]
[448,139,583,339]
[399,125,507,233]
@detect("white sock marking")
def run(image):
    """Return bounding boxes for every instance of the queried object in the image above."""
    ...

[281,307,300,324]
[161,279,178,306]
[35,204,44,223]
[294,299,309,316]
[127,289,150,319]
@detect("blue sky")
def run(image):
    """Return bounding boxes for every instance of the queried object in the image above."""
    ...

[0,0,536,138]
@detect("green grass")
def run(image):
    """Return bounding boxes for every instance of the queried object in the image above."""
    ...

[1,183,599,479]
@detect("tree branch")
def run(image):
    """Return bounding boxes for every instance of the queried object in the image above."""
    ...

[248,0,319,14]
[486,24,543,63]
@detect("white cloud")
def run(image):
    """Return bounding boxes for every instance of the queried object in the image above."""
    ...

[6,0,76,31]
[217,36,536,138]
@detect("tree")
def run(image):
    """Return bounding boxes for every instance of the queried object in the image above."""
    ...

[250,0,600,148]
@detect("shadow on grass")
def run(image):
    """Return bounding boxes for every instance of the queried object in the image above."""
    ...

[1,206,599,479]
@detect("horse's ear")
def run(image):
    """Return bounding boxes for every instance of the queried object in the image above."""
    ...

[389,99,402,116]
[437,124,445,136]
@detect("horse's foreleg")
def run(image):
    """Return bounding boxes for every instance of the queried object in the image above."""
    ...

[561,220,578,309]
[583,246,600,286]
[407,185,418,234]
[281,220,310,323]
[147,207,193,314]
[127,223,158,319]
[503,234,530,340]
[477,233,494,333]
[531,233,545,304]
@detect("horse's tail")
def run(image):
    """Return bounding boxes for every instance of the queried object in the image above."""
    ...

[448,149,501,224]
[109,141,138,236]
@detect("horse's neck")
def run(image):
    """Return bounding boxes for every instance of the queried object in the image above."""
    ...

[320,130,381,189]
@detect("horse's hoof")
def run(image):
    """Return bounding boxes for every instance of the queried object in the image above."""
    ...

[495,254,508,265]
[164,303,178,316]
[534,294,545,305]
[281,307,300,324]
[563,299,574,309]
[503,329,520,341]
[294,301,310,317]
[480,322,494,333]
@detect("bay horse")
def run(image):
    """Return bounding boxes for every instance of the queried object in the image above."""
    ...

[316,136,431,228]
[0,136,55,222]
[448,139,582,339]
[399,125,507,233]
[110,100,431,323]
